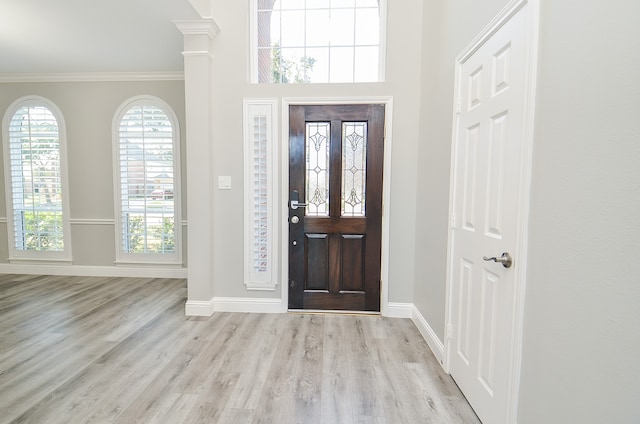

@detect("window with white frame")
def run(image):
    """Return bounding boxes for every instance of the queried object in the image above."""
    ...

[243,99,278,290]
[251,0,386,83]
[113,96,181,264]
[2,97,72,261]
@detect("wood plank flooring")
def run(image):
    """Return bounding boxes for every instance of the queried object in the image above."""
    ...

[0,274,480,424]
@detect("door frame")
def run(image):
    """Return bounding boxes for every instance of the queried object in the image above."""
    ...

[281,97,393,315]
[443,0,539,421]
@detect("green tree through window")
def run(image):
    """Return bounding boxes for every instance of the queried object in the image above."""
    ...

[7,104,66,253]
[255,0,383,83]
[114,97,181,264]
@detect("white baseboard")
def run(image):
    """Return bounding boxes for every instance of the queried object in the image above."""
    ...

[188,297,411,316]
[0,263,187,279]
[213,297,283,313]
[185,296,283,316]
[411,304,445,367]
[185,299,215,316]
[384,302,446,368]
[385,302,414,318]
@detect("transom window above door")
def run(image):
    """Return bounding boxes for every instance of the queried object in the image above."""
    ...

[251,0,386,84]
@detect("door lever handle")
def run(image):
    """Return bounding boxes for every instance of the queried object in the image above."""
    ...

[483,252,513,268]
[290,199,308,210]
[290,190,307,210]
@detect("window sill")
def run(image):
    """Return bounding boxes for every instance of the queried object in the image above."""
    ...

[114,260,184,268]
[8,257,72,265]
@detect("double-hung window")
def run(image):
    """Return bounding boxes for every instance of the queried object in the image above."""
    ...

[113,96,182,265]
[2,97,72,262]
[251,0,386,83]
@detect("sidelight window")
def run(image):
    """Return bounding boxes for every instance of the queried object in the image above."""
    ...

[243,99,278,290]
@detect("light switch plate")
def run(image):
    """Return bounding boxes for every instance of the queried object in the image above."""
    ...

[218,176,231,190]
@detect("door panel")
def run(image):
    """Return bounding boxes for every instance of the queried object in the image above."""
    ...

[341,234,365,291]
[448,4,532,424]
[305,234,329,290]
[289,104,384,311]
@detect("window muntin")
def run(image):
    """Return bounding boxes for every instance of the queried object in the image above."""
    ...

[113,97,181,264]
[2,97,71,261]
[253,0,385,83]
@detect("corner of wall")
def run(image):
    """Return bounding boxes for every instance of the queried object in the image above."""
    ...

[411,304,446,367]
[185,299,215,316]
[187,0,211,18]
[385,301,446,369]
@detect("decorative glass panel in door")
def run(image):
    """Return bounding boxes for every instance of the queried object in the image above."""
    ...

[342,122,367,217]
[305,122,330,216]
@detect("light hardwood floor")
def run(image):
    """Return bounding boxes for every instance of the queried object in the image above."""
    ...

[0,274,479,424]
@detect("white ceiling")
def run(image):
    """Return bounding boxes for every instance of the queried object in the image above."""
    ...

[0,0,200,74]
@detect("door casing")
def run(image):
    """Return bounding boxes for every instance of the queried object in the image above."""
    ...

[281,97,393,315]
[444,0,539,422]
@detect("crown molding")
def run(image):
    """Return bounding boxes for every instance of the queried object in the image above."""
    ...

[174,19,220,38]
[0,72,185,83]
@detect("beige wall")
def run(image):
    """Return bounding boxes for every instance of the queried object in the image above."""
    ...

[0,80,188,267]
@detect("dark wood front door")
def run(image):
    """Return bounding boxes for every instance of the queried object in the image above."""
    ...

[288,104,384,311]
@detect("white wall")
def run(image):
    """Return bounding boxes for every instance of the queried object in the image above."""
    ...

[204,0,424,302]
[414,0,508,341]
[415,0,640,421]
[518,1,640,422]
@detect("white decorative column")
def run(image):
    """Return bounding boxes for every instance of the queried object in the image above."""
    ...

[175,19,220,315]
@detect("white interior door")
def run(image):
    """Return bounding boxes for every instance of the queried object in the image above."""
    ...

[447,2,535,423]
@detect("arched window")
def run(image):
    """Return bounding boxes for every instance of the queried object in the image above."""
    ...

[2,96,72,261]
[113,96,182,264]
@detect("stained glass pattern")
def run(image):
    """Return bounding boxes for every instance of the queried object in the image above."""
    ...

[342,122,367,216]
[305,122,330,216]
